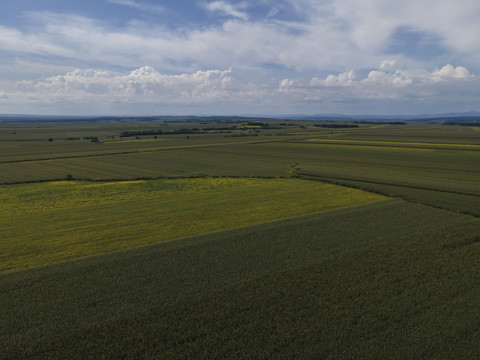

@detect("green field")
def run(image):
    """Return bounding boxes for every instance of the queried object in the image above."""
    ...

[1,118,480,358]
[0,177,384,273]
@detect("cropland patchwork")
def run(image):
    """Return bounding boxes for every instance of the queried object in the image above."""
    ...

[1,117,479,359]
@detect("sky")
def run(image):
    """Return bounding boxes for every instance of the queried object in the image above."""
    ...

[1,0,480,116]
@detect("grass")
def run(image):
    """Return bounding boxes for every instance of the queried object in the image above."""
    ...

[0,177,385,273]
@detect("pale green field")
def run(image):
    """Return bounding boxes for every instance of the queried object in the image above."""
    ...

[0,177,386,273]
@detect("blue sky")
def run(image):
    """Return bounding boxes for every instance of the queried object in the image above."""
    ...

[1,0,480,115]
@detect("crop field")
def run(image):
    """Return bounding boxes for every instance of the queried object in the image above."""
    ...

[1,118,480,358]
[0,177,385,273]
[2,200,480,359]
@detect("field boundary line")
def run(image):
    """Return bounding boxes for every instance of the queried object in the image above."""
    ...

[0,174,292,186]
[294,172,480,198]
[295,172,480,219]
[286,139,480,152]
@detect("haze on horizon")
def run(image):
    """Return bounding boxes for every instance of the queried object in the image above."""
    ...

[1,0,480,116]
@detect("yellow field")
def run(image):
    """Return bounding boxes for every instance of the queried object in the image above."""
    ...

[0,177,386,273]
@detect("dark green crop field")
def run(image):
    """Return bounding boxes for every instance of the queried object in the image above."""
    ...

[1,118,480,359]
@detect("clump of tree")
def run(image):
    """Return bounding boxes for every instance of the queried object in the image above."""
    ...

[444,122,480,127]
[224,133,259,138]
[352,121,406,125]
[243,122,283,129]
[313,123,359,128]
[121,129,164,137]
[120,128,202,137]
[119,121,285,138]
[201,126,238,131]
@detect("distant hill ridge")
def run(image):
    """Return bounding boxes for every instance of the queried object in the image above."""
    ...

[1,112,480,123]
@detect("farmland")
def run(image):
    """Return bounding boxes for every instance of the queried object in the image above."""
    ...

[1,117,480,358]
[0,178,384,273]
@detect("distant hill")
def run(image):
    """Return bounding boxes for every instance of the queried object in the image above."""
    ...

[1,112,480,124]
[274,111,480,123]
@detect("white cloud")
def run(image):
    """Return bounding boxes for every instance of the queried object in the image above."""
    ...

[311,71,356,87]
[266,7,279,18]
[277,63,478,102]
[277,78,295,92]
[107,0,165,12]
[2,1,480,76]
[430,64,472,81]
[380,60,397,72]
[5,62,480,114]
[315,0,480,51]
[203,1,249,21]
[0,59,75,78]
[0,24,74,57]
[15,66,235,103]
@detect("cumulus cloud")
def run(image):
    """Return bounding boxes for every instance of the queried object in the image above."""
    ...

[16,66,235,103]
[380,60,397,72]
[277,64,478,102]
[4,62,480,115]
[8,63,480,108]
[311,71,356,87]
[430,64,472,81]
[276,78,301,94]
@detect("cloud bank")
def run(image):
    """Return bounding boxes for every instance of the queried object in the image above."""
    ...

[16,66,235,103]
[279,64,477,105]
[8,63,477,115]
